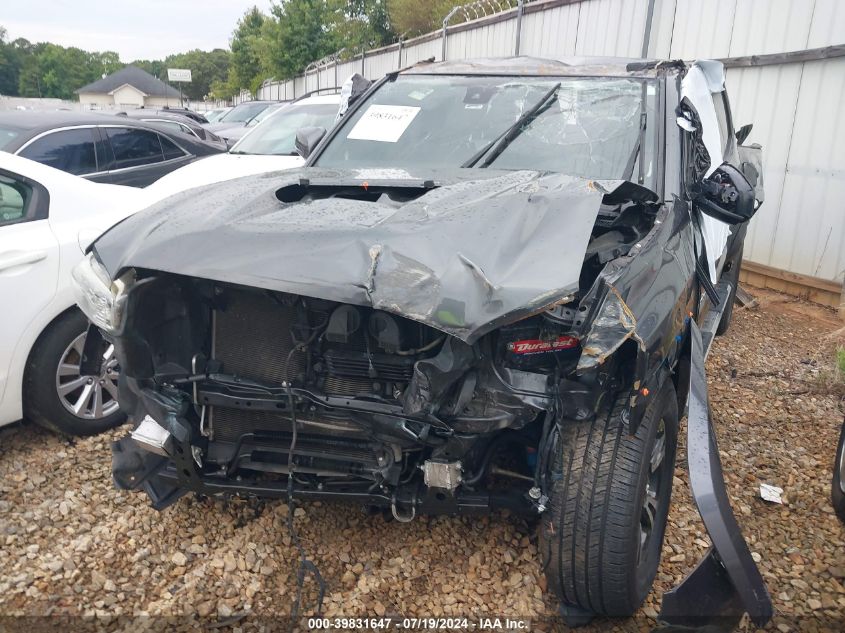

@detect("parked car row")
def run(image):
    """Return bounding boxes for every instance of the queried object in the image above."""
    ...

[0,89,346,438]
[0,112,225,187]
[202,107,231,123]
[148,93,341,197]
[0,94,343,188]
[117,110,225,145]
[3,58,773,630]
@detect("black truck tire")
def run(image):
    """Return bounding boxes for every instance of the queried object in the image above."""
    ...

[832,419,845,523]
[23,310,125,437]
[716,245,744,336]
[539,379,678,616]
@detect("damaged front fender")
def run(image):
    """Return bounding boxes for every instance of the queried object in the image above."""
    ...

[577,284,643,371]
[574,198,697,432]
[657,320,772,630]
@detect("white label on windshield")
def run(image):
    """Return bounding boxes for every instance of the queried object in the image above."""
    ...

[347,105,420,143]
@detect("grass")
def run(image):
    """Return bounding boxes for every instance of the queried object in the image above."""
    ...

[810,342,845,399]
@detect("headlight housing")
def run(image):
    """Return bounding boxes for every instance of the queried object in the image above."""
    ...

[71,252,132,334]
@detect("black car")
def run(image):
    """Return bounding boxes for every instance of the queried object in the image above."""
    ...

[118,110,225,145]
[0,112,226,187]
[76,57,771,628]
[834,418,845,522]
[143,106,209,124]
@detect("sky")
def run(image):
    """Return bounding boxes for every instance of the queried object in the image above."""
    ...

[3,0,273,60]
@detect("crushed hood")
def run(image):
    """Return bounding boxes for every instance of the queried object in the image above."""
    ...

[94,167,647,343]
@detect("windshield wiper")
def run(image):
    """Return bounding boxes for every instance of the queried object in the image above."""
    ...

[461,82,561,169]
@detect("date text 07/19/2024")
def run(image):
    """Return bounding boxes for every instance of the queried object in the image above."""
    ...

[307,617,530,630]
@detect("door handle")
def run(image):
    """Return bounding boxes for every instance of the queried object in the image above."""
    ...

[0,250,47,271]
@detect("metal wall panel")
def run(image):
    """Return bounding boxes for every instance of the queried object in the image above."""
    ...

[725,64,804,276]
[519,3,581,57]
[574,0,649,57]
[730,0,815,55]
[808,0,845,47]
[668,0,737,59]
[769,57,845,281]
[444,17,518,60]
[647,0,678,58]
[365,50,397,80]
[403,38,441,65]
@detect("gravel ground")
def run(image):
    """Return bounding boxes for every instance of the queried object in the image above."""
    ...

[1,286,844,631]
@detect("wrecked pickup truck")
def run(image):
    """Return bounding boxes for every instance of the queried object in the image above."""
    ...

[73,57,771,627]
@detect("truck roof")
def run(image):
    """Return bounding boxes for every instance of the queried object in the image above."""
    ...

[404,56,683,78]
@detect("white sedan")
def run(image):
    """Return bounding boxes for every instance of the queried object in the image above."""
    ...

[0,153,149,435]
[147,94,341,199]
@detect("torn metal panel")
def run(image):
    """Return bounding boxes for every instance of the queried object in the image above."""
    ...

[680,61,726,179]
[576,197,697,379]
[679,60,733,283]
[576,285,642,371]
[93,168,629,344]
[659,320,773,629]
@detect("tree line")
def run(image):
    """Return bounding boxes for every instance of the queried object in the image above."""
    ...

[221,0,455,96]
[0,1,457,102]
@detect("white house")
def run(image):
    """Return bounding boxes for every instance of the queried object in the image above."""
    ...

[76,66,182,110]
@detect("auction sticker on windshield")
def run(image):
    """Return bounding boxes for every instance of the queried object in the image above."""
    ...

[347,105,421,142]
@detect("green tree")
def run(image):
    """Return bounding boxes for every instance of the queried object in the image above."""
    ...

[263,0,337,80]
[131,58,165,80]
[39,45,99,99]
[18,42,47,97]
[386,0,453,37]
[163,48,231,100]
[15,41,120,99]
[227,6,267,94]
[328,1,395,51]
[209,77,232,100]
[0,28,30,95]
[94,50,122,75]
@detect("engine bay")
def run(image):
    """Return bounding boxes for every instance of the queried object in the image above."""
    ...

[108,185,660,515]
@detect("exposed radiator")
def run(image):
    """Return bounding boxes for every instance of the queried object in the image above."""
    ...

[210,288,388,442]
[213,289,304,383]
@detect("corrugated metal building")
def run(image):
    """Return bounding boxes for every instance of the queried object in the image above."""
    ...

[256,0,845,310]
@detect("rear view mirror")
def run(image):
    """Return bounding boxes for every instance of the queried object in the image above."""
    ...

[694,163,757,225]
[295,126,327,159]
[735,123,753,145]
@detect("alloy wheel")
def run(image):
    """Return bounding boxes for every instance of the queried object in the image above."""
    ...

[55,333,120,420]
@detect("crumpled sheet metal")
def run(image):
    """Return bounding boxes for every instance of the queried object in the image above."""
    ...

[680,60,732,284]
[574,197,699,378]
[577,284,643,371]
[93,167,625,344]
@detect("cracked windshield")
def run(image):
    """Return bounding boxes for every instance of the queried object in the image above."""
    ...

[317,75,656,187]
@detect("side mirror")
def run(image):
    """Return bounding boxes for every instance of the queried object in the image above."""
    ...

[295,126,327,159]
[738,143,764,205]
[694,163,757,225]
[735,123,753,145]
